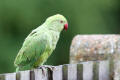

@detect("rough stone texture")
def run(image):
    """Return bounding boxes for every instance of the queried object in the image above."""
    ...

[70,34,120,63]
[70,34,120,80]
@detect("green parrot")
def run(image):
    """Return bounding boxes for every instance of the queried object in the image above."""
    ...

[14,14,68,71]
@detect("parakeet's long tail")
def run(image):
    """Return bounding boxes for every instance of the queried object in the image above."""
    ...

[15,64,33,72]
[16,67,19,72]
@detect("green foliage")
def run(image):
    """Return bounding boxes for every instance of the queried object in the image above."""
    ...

[0,0,119,73]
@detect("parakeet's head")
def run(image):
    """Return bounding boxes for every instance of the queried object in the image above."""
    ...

[45,14,68,32]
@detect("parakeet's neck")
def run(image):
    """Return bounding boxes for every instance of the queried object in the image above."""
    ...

[49,29,60,49]
[42,23,61,49]
[48,26,61,32]
[43,22,63,33]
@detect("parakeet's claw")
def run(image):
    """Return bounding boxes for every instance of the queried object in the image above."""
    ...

[38,65,55,71]
[37,66,46,76]
[46,65,55,71]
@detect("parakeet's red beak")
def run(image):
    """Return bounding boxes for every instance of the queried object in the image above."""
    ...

[64,24,68,30]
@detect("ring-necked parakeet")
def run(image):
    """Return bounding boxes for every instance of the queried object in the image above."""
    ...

[14,14,68,71]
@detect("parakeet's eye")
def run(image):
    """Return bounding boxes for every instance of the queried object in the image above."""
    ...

[60,20,63,23]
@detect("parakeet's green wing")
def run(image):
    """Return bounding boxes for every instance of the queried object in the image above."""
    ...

[14,31,49,68]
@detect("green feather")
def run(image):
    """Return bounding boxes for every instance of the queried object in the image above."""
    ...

[14,14,68,71]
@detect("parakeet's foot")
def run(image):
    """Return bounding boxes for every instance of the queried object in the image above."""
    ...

[37,65,55,71]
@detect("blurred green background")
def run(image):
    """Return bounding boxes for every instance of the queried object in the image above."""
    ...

[0,0,120,73]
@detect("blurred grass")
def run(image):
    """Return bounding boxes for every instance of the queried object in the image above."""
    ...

[0,0,119,73]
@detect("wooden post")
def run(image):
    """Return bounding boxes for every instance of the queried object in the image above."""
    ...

[53,65,62,80]
[0,61,112,80]
[16,70,30,80]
